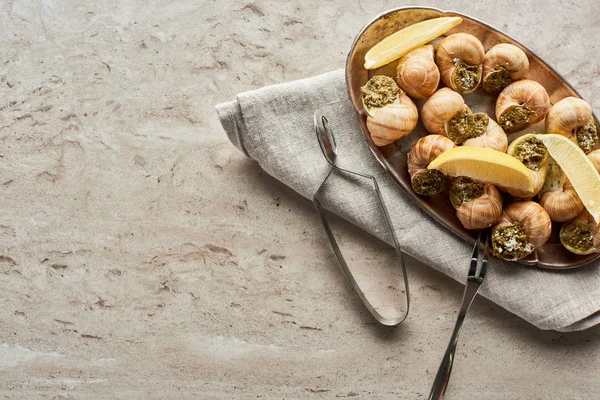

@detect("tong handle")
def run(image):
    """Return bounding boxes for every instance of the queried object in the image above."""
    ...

[314,190,407,326]
[313,110,409,327]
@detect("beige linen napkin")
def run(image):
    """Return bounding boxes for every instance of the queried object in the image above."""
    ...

[216,69,600,332]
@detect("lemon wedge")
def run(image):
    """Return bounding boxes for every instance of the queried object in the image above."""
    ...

[428,146,534,194]
[364,17,462,70]
[535,134,600,223]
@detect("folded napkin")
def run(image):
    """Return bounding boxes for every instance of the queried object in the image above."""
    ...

[216,70,600,332]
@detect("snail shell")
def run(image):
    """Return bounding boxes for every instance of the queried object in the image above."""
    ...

[482,44,529,94]
[491,201,552,260]
[396,45,440,99]
[366,91,419,146]
[500,134,548,198]
[407,134,455,196]
[462,118,508,152]
[421,87,489,145]
[421,88,468,135]
[545,97,598,154]
[560,210,600,255]
[546,97,592,135]
[496,79,551,133]
[451,180,503,230]
[539,178,584,222]
[540,151,600,221]
[436,33,485,94]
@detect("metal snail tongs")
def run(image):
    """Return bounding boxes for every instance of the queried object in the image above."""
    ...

[312,110,410,326]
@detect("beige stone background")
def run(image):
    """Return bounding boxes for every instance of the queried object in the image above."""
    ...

[1,0,600,399]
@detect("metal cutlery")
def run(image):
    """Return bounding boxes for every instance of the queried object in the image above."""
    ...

[429,229,489,399]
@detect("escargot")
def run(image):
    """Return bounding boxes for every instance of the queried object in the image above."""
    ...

[540,148,600,222]
[421,88,489,145]
[407,134,455,196]
[539,160,584,222]
[496,79,551,133]
[396,45,440,99]
[545,97,598,154]
[544,148,600,229]
[491,201,552,261]
[450,177,502,230]
[560,210,600,255]
[361,75,419,146]
[436,33,485,94]
[501,134,548,198]
[482,44,529,94]
[462,118,508,152]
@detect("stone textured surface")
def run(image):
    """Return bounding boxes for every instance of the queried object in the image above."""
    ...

[1,0,599,399]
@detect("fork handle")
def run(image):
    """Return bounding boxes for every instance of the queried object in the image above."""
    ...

[428,280,481,400]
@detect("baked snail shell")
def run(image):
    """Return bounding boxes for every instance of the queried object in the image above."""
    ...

[361,76,419,146]
[366,92,419,146]
[545,97,598,154]
[436,33,485,94]
[496,79,551,133]
[482,44,529,94]
[420,88,489,145]
[421,88,467,135]
[541,149,600,222]
[462,118,508,152]
[491,201,552,261]
[450,177,502,230]
[539,177,584,222]
[560,210,600,255]
[396,45,440,99]
[500,134,548,198]
[407,134,455,196]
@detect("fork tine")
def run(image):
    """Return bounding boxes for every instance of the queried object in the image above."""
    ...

[478,230,490,280]
[469,231,482,277]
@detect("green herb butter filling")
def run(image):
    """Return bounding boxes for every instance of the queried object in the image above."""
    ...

[471,112,490,139]
[449,177,485,209]
[446,109,489,145]
[560,221,593,253]
[446,109,472,144]
[360,75,399,109]
[483,66,512,94]
[512,136,548,171]
[492,223,534,260]
[412,169,446,196]
[451,61,481,93]
[499,104,532,133]
[575,120,598,154]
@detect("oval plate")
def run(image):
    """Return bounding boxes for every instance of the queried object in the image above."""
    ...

[345,7,600,269]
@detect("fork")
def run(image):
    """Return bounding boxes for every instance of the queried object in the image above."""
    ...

[428,230,489,400]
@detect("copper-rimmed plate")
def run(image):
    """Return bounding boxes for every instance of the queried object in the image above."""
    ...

[345,7,600,269]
